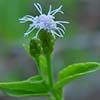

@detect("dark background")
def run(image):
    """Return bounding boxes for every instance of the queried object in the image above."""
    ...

[0,0,100,100]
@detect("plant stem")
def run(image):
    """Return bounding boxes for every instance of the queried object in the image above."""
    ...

[35,56,42,76]
[46,54,53,88]
[35,54,63,100]
[46,54,62,100]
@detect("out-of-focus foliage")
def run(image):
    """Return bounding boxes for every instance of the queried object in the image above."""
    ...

[1,0,23,41]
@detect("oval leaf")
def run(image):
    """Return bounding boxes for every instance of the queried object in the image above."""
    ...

[55,62,100,88]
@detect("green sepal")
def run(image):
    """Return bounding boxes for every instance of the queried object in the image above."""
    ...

[55,62,100,88]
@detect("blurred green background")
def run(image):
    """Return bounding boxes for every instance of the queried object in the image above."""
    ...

[0,0,100,100]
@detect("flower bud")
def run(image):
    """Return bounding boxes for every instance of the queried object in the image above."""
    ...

[30,38,42,57]
[39,30,55,56]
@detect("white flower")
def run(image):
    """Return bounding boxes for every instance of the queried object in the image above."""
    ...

[19,3,69,39]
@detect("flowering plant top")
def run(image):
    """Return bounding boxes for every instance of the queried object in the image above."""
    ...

[0,2,99,100]
[19,3,69,39]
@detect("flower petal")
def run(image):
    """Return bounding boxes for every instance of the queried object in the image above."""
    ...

[48,5,52,15]
[34,3,42,15]
[57,21,69,24]
[51,30,63,38]
[50,5,64,15]
[34,28,41,38]
[56,22,66,30]
[19,15,34,23]
[57,27,65,34]
[24,25,35,36]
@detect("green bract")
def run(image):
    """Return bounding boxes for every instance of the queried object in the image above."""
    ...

[30,38,42,58]
[39,30,55,56]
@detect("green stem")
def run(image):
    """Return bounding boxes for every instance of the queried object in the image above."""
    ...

[46,54,62,100]
[52,89,60,100]
[35,55,63,100]
[35,56,42,76]
[46,54,53,88]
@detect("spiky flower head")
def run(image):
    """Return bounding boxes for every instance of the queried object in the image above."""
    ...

[19,3,69,39]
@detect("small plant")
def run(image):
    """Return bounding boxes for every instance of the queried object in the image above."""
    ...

[0,3,100,100]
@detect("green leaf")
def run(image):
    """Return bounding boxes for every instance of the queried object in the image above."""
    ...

[2,89,48,97]
[55,62,100,88]
[0,76,49,97]
[27,75,42,81]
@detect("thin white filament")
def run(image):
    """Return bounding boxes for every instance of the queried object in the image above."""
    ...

[34,3,42,15]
